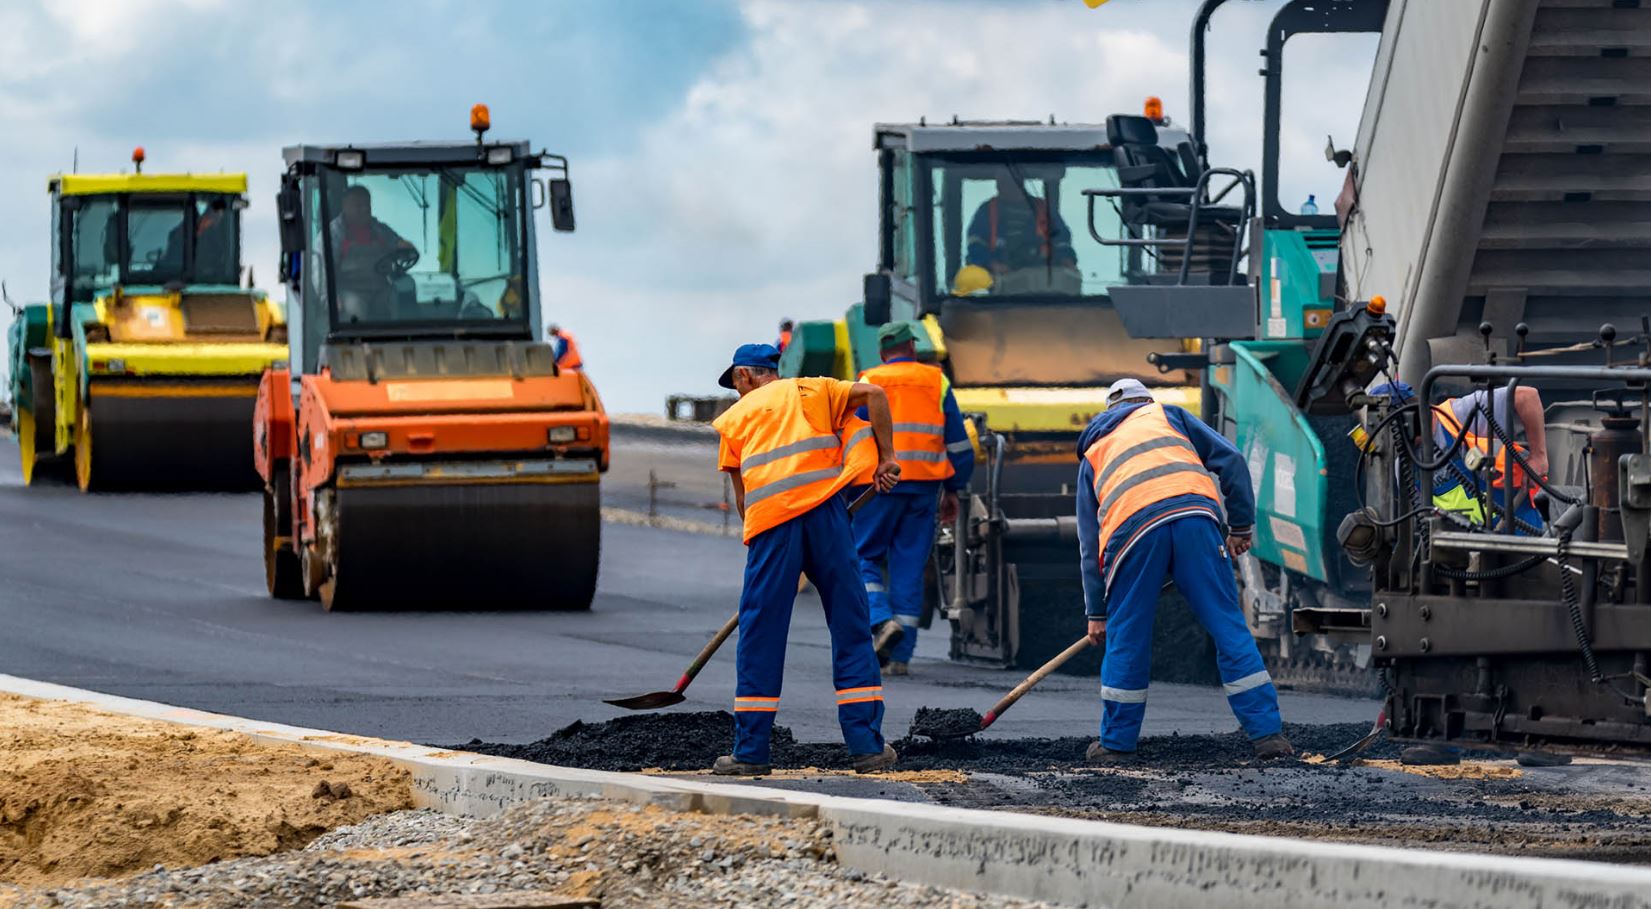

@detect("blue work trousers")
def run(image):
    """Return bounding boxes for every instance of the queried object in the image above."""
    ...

[1099,517,1282,751]
[734,495,885,763]
[853,489,938,663]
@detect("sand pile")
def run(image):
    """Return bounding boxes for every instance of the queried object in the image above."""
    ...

[0,694,411,887]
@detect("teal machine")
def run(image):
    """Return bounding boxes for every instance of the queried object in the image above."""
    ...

[1094,0,1391,688]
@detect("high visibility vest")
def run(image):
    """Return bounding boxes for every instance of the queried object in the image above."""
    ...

[1082,403,1220,575]
[1432,400,1531,493]
[840,414,878,488]
[778,329,793,352]
[555,331,583,370]
[859,360,954,482]
[714,379,857,542]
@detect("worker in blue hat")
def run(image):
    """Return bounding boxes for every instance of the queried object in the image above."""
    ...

[709,343,903,776]
[850,322,975,675]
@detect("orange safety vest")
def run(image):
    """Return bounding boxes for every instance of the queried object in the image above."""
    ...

[1082,403,1220,575]
[714,379,858,542]
[1432,399,1531,492]
[778,329,793,352]
[555,331,583,370]
[840,414,878,488]
[858,360,954,483]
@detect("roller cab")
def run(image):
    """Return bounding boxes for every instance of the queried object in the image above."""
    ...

[258,119,606,611]
[781,121,1203,670]
[8,163,287,490]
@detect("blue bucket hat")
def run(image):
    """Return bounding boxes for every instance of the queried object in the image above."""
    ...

[718,343,781,389]
[1370,381,1415,402]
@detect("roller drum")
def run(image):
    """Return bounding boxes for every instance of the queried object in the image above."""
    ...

[78,386,261,490]
[321,480,601,611]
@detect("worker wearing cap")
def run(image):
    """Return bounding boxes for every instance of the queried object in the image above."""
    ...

[851,322,975,675]
[549,324,583,371]
[710,343,903,776]
[1077,378,1291,763]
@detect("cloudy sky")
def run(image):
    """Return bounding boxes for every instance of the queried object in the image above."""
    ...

[0,0,1376,412]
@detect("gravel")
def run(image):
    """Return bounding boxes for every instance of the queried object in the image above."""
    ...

[5,798,1069,909]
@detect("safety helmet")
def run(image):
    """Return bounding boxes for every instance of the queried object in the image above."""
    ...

[952,265,994,296]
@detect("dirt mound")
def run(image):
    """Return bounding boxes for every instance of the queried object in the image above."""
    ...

[0,694,411,887]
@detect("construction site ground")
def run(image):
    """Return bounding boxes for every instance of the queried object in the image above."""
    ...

[0,693,1057,909]
[4,424,1650,872]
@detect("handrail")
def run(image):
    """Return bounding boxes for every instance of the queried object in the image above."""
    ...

[1084,166,1255,285]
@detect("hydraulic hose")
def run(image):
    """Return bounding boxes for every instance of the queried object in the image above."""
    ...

[1432,553,1545,581]
[1555,526,1604,684]
[1472,398,1581,506]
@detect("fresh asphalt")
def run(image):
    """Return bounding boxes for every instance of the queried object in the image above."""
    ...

[0,428,1369,749]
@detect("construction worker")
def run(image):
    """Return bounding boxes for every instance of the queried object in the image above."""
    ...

[710,343,902,776]
[549,324,583,371]
[1372,381,1548,533]
[853,322,974,675]
[331,185,415,323]
[777,318,795,353]
[1077,378,1292,763]
[966,174,1078,276]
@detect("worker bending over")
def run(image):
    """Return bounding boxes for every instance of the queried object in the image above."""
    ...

[549,324,583,371]
[1077,379,1291,763]
[853,323,975,675]
[710,343,902,776]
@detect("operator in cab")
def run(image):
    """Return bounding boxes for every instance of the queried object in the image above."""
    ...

[1077,379,1292,764]
[956,174,1079,296]
[1372,381,1550,533]
[710,343,901,777]
[851,322,975,676]
[330,185,415,323]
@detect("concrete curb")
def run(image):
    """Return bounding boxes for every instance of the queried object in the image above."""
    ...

[4,674,1649,909]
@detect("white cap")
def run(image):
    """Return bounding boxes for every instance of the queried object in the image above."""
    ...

[1105,378,1152,405]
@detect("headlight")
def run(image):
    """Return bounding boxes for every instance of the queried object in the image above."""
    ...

[105,358,127,374]
[547,426,576,444]
[485,146,514,166]
[359,431,388,449]
[335,150,365,170]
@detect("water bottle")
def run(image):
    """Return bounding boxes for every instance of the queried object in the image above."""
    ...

[1300,194,1319,216]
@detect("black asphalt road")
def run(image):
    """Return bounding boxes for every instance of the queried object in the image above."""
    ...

[0,429,1368,750]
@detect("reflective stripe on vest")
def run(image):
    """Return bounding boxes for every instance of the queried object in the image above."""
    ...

[840,417,878,487]
[713,379,854,542]
[860,360,954,482]
[1082,403,1219,580]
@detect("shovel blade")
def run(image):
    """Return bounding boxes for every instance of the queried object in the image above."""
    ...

[603,691,688,711]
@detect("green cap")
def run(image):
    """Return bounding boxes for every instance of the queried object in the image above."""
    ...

[878,321,917,350]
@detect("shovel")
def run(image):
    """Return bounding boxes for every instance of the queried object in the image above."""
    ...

[1325,707,1386,763]
[604,483,886,711]
[913,634,1097,740]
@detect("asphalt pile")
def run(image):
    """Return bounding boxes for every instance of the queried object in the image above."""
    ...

[458,711,1389,774]
[908,706,985,739]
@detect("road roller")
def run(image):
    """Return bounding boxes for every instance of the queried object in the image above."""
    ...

[254,108,609,611]
[6,150,288,490]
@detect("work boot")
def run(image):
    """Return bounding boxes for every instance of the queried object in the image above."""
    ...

[872,620,905,666]
[711,755,772,776]
[852,745,898,774]
[1399,744,1461,766]
[1516,751,1573,768]
[1085,741,1135,765]
[1252,733,1295,761]
[886,661,910,677]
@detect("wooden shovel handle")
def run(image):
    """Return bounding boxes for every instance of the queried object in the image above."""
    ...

[675,612,740,693]
[980,636,1095,729]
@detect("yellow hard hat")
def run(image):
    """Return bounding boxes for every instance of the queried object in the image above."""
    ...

[952,265,994,296]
